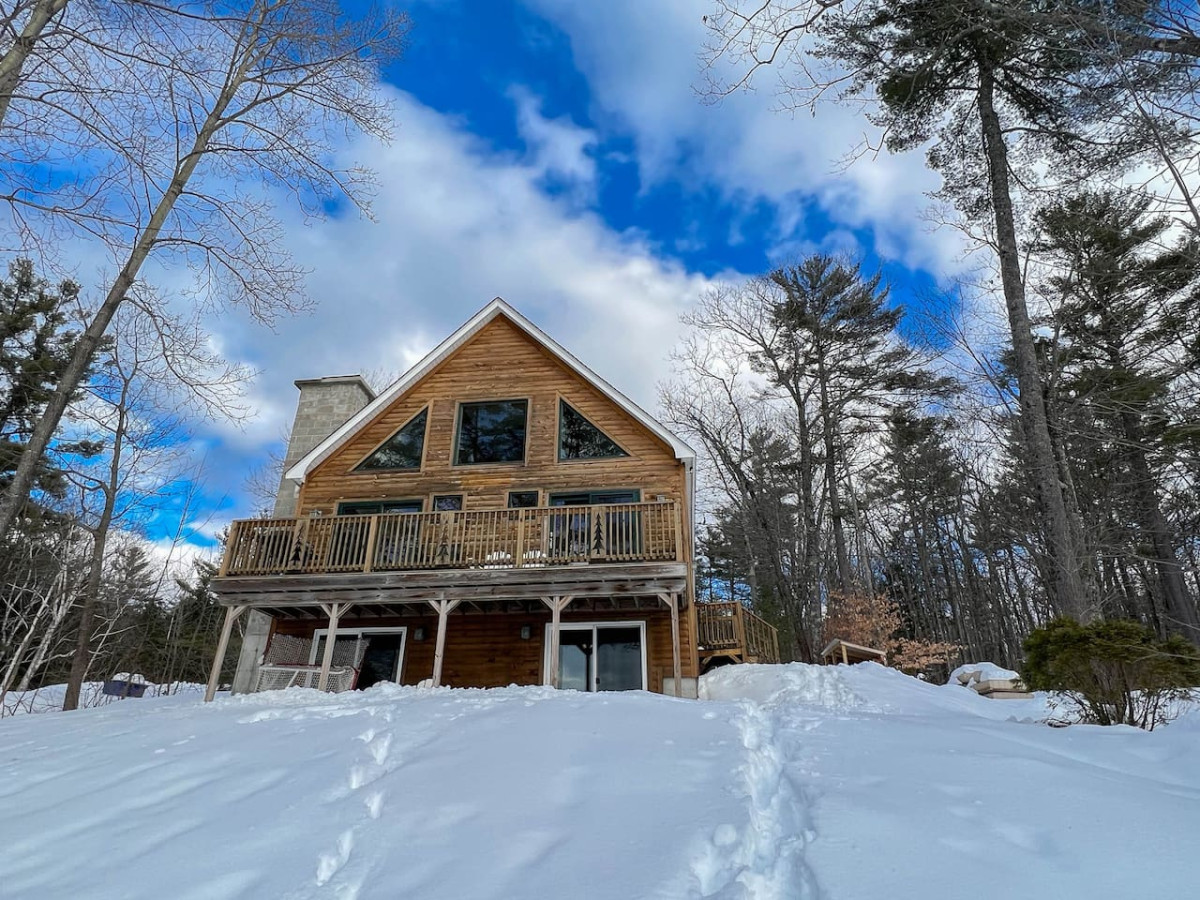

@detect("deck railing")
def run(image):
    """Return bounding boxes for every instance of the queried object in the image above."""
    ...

[697,601,780,664]
[220,501,683,577]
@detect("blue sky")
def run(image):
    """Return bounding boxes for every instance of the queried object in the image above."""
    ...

[155,0,969,558]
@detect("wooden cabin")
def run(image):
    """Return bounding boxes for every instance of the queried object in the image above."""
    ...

[204,299,778,700]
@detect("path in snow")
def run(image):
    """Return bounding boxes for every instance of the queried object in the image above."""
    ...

[703,663,1200,900]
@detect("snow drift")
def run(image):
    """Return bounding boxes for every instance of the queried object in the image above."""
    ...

[0,664,1195,899]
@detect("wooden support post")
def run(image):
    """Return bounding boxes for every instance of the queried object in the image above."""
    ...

[841,643,848,666]
[204,605,246,702]
[317,602,345,691]
[541,595,574,688]
[659,593,682,697]
[429,597,462,686]
[363,514,380,572]
[733,603,747,663]
[219,521,238,576]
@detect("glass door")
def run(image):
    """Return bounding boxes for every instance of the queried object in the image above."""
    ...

[552,623,645,691]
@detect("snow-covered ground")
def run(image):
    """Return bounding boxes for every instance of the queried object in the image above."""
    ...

[0,664,1195,899]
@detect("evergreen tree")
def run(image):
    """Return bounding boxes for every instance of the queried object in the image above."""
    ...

[1035,191,1199,639]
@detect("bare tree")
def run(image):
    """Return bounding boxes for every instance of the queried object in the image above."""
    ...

[0,0,408,543]
[58,301,247,709]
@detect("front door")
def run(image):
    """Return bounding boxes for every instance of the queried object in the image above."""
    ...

[550,622,646,691]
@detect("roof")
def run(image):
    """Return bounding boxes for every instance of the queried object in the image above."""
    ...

[284,298,696,484]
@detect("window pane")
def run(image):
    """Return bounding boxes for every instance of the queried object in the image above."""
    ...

[558,630,593,691]
[596,626,642,691]
[356,408,427,471]
[558,400,628,460]
[338,500,423,515]
[433,494,463,511]
[508,491,539,508]
[455,400,528,465]
[356,634,403,690]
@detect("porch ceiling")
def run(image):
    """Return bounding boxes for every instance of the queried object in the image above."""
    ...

[212,561,688,617]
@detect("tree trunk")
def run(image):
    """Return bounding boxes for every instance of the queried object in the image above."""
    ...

[62,392,129,710]
[1119,410,1198,640]
[816,353,851,592]
[976,60,1091,620]
[0,0,70,128]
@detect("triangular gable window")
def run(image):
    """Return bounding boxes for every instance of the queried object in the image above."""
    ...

[354,408,427,471]
[558,400,628,460]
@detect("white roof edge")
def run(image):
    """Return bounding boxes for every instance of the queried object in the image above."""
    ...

[284,298,695,484]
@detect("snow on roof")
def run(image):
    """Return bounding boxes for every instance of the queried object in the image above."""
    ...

[285,298,695,484]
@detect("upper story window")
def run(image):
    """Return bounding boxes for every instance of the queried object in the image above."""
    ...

[354,408,427,472]
[454,399,528,465]
[558,399,629,461]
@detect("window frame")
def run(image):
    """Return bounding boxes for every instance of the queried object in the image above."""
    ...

[452,397,531,467]
[336,498,424,516]
[507,490,540,509]
[431,493,464,512]
[351,406,430,473]
[556,397,631,462]
[308,626,408,685]
[541,620,647,692]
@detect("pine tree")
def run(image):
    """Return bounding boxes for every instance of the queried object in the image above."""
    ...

[1035,191,1199,640]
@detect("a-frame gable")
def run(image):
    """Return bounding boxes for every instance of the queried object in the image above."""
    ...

[285,299,694,486]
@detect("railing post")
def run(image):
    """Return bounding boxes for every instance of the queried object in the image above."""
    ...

[515,511,526,568]
[734,604,746,659]
[363,514,380,573]
[672,500,684,562]
[219,521,239,576]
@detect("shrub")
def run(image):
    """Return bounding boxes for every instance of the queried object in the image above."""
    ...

[1021,619,1200,730]
[822,592,959,678]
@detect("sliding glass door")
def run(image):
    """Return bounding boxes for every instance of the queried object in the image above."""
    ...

[548,622,646,692]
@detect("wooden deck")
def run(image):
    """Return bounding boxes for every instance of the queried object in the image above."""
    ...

[697,601,780,666]
[221,501,683,578]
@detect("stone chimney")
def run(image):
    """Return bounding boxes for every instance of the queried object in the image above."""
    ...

[272,375,376,517]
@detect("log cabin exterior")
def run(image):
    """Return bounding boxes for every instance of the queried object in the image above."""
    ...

[205,299,777,700]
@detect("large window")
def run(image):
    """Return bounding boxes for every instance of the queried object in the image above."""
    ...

[354,408,427,471]
[558,400,628,460]
[337,499,423,515]
[454,399,528,465]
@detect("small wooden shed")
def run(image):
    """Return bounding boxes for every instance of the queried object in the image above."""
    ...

[820,638,886,666]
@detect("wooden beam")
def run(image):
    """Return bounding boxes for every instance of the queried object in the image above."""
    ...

[204,605,246,702]
[317,602,345,691]
[659,592,682,698]
[541,595,574,689]
[429,598,462,687]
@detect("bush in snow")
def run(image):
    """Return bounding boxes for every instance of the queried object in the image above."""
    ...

[1021,619,1200,730]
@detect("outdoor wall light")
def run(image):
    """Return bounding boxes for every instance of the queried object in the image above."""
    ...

[414,627,426,641]
[520,625,532,640]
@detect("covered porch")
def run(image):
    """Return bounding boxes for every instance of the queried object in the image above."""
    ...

[204,562,692,699]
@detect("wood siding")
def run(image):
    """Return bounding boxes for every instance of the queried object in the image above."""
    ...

[271,605,698,694]
[297,316,688,516]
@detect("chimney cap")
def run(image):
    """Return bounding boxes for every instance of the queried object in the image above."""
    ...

[292,374,376,399]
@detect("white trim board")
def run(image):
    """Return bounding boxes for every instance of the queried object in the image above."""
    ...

[542,620,648,692]
[284,299,696,485]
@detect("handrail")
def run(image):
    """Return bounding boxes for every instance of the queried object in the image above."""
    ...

[697,600,780,663]
[220,501,683,577]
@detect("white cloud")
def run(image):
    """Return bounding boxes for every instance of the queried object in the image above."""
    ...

[509,85,598,196]
[522,0,969,276]
[197,87,714,525]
